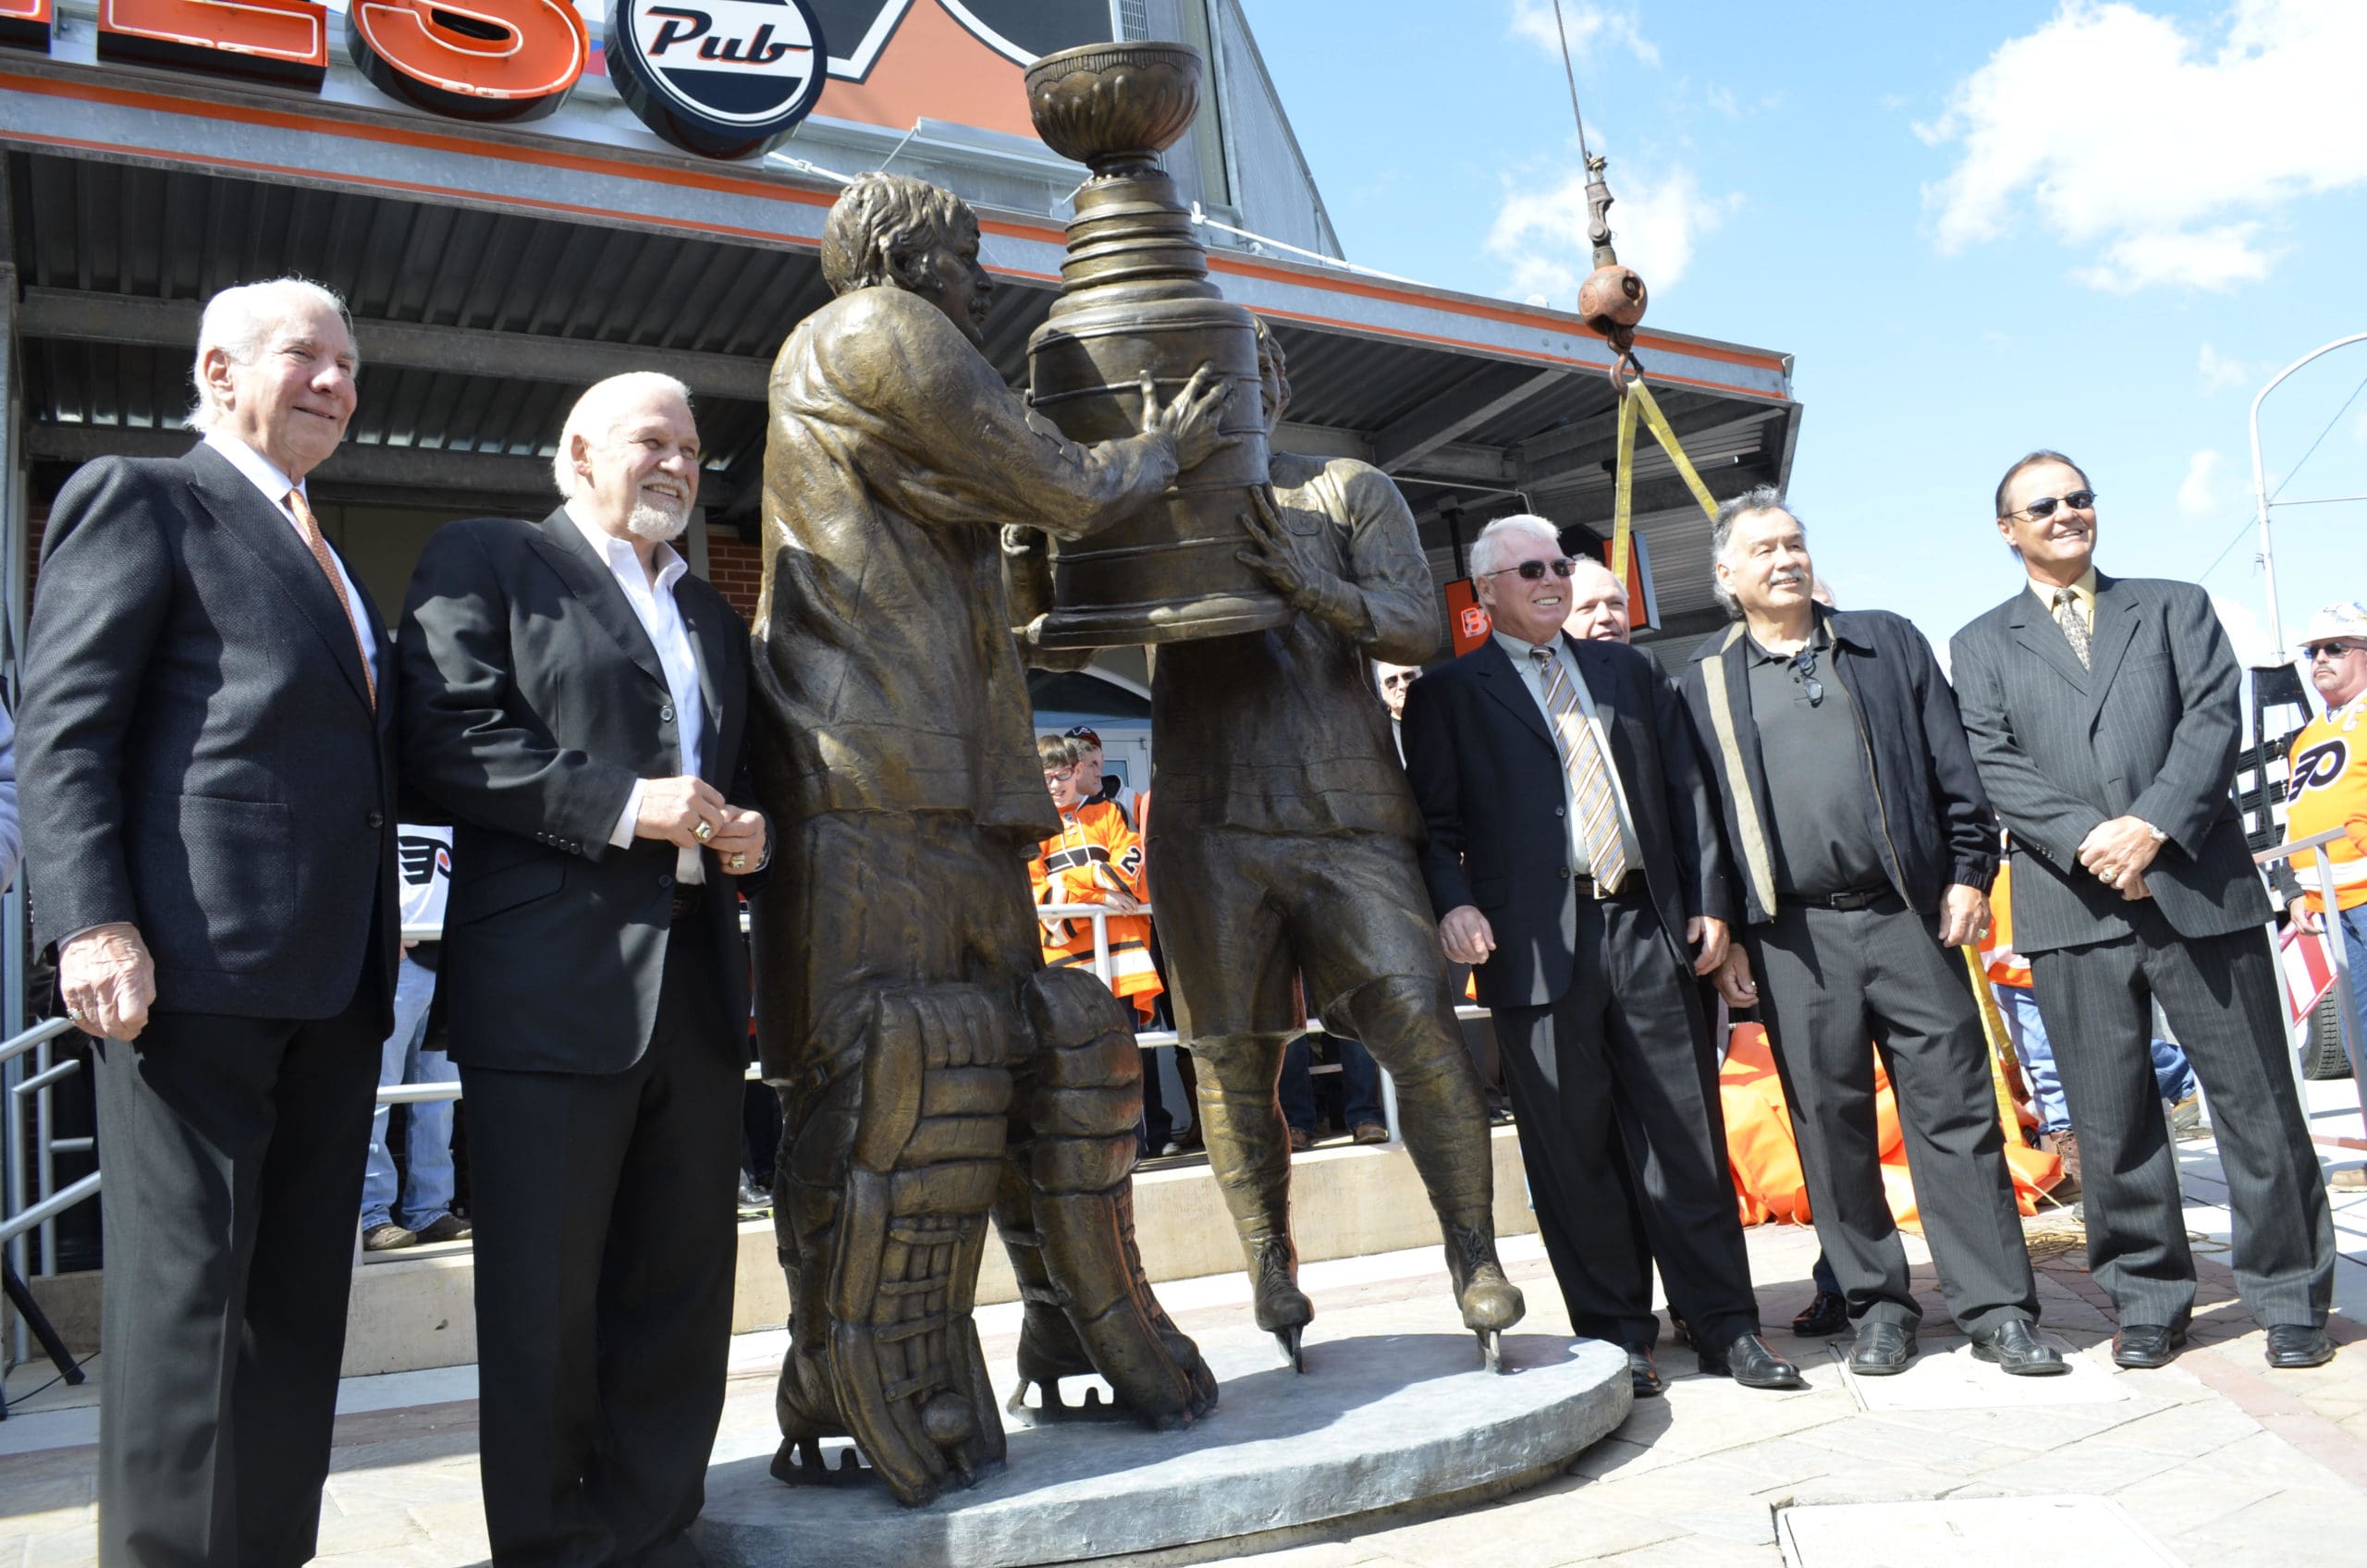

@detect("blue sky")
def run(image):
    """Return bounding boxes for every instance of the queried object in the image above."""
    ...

[1236,0,2367,668]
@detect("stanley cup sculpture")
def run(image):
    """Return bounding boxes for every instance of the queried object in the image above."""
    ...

[1023,43,1293,648]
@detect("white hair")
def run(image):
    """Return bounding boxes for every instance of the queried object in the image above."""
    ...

[551,372,696,499]
[1468,513,1564,579]
[188,277,355,432]
[1569,557,1628,601]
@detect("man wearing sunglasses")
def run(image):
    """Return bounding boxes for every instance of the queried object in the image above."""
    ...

[1404,513,1802,1394]
[1951,451,2334,1372]
[1682,491,2058,1378]
[2282,602,2367,1090]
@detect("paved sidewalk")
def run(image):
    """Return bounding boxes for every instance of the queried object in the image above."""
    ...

[3,1082,2363,1567]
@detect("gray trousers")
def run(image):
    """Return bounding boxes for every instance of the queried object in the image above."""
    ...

[1749,898,2039,1336]
[2029,911,2332,1330]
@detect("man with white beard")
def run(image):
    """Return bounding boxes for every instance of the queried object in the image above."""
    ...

[399,372,767,1564]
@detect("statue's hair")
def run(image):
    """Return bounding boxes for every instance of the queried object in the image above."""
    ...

[821,173,974,296]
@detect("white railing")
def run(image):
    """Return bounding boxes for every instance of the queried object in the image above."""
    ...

[2257,827,2366,1139]
[1,1014,94,1364]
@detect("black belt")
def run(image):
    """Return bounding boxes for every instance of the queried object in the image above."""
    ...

[669,885,706,923]
[1781,885,1900,913]
[1565,872,1639,898]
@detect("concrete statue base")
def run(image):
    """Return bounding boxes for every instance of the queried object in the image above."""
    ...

[693,1329,1630,1567]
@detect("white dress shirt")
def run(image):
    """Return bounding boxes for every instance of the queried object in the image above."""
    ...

[1493,630,1643,878]
[203,429,381,688]
[567,502,710,884]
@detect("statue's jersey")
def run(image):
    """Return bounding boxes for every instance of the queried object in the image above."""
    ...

[2286,698,2367,913]
[1149,451,1434,840]
[755,286,1178,833]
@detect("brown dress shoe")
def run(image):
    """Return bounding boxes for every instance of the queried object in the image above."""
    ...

[414,1213,473,1243]
[1350,1121,1390,1145]
[1287,1126,1313,1153]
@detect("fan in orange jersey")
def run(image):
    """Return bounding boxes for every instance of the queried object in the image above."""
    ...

[2286,602,2367,1063]
[1033,734,1162,1021]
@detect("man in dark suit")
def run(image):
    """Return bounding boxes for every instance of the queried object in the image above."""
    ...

[1951,450,2335,1372]
[1402,513,1801,1394]
[399,373,766,1564]
[18,277,398,1567]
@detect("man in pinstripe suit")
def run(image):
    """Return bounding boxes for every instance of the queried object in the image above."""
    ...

[1949,451,2335,1372]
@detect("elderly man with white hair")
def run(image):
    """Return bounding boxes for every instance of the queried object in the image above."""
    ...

[18,276,399,1564]
[399,371,766,1564]
[1402,512,1800,1396]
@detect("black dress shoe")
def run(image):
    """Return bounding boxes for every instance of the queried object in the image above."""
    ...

[1846,1321,1916,1376]
[1700,1331,1807,1390]
[2264,1324,2336,1369]
[2112,1323,2188,1369]
[1972,1319,2067,1377]
[1791,1289,1848,1338]
[1625,1346,1666,1399]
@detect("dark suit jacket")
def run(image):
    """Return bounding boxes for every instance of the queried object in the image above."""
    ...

[18,443,399,1025]
[397,508,756,1074]
[1949,572,2269,953]
[1402,633,1736,1010]
[1683,606,1998,927]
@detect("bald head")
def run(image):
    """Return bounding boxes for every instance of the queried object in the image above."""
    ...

[1564,558,1632,644]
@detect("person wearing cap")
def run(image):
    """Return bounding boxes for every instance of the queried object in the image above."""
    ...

[1950,450,2334,1372]
[2285,601,2367,1070]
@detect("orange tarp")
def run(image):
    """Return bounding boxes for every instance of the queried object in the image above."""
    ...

[1718,1023,2062,1232]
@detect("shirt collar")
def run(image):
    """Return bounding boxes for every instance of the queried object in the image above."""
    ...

[202,429,302,510]
[1492,629,1562,664]
[1745,618,1828,664]
[2028,566,2099,616]
[564,498,686,592]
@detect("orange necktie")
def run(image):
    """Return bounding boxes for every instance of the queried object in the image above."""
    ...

[287,488,376,709]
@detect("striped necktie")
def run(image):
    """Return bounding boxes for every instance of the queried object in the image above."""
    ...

[1529,646,1628,893]
[287,488,376,709]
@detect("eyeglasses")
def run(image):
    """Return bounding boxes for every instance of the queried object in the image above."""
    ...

[1791,647,1824,707]
[1480,557,1576,582]
[2307,642,2366,662]
[1379,672,1415,688]
[2011,489,2098,521]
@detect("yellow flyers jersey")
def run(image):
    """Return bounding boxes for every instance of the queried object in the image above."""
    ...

[2285,700,2367,913]
[1030,805,1162,1017]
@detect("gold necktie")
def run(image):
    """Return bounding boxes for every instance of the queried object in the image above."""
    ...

[2053,587,2092,669]
[287,488,376,708]
[1531,647,1628,893]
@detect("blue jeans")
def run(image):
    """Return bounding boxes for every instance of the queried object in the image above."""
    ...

[360,954,459,1230]
[2330,905,2367,1065]
[1998,982,2194,1134]
[1279,1033,1383,1134]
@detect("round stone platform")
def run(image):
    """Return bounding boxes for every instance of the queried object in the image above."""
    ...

[693,1329,1630,1567]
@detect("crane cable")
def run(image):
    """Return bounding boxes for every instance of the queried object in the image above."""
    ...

[1548,1,1723,583]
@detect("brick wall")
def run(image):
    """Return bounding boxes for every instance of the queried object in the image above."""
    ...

[707,535,763,620]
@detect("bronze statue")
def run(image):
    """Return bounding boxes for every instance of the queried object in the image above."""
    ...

[1147,322,1527,1372]
[749,169,1235,1508]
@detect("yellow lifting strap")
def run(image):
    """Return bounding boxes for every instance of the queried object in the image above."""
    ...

[1609,377,1723,582]
[1961,945,2026,1145]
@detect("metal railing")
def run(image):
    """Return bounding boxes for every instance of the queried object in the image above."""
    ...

[2,1014,93,1364]
[2255,827,2366,1144]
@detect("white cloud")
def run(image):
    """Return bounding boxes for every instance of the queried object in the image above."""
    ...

[2178,449,2226,518]
[2199,344,2254,392]
[1921,0,2367,291]
[2212,594,2276,668]
[1508,0,1658,67]
[1489,165,1741,303]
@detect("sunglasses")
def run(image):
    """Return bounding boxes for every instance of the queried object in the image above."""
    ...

[2307,642,2366,662]
[1379,673,1415,688]
[1481,557,1577,582]
[1791,646,1825,707]
[2012,489,2098,521]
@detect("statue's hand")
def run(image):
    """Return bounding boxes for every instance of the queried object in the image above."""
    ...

[1233,484,1324,606]
[1139,363,1239,472]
